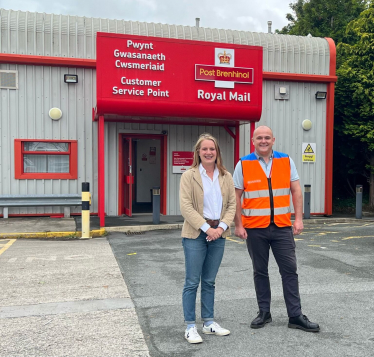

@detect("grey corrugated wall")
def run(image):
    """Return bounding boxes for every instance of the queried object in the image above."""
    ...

[0,8,330,215]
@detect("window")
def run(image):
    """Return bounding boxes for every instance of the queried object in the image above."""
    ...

[15,140,77,179]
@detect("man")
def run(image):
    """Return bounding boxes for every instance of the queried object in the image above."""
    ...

[233,125,319,332]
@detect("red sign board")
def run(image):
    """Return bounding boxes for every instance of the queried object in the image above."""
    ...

[96,33,263,122]
[172,151,194,174]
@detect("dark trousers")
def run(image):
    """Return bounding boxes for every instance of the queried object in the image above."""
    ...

[245,224,302,317]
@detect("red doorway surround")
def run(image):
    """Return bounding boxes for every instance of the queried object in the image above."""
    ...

[118,133,167,217]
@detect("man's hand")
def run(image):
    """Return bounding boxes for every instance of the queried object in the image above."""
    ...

[234,188,247,240]
[235,226,248,240]
[290,180,303,236]
[293,219,304,235]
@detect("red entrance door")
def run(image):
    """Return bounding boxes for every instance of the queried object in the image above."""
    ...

[123,137,134,216]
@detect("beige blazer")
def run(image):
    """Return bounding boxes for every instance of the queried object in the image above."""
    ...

[179,167,236,238]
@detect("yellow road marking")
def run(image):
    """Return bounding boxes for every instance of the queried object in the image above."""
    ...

[324,223,350,226]
[127,253,137,256]
[0,228,106,239]
[308,245,321,247]
[342,236,374,240]
[294,238,304,241]
[0,239,16,256]
[226,236,245,244]
[301,231,339,235]
[325,223,374,228]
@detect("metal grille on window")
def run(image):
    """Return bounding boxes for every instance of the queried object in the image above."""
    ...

[0,70,18,89]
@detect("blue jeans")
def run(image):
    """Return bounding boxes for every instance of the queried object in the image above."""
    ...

[182,231,226,324]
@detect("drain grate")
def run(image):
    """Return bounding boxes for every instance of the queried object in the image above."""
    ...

[124,231,145,236]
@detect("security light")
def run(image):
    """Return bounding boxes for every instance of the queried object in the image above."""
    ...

[64,74,78,83]
[315,91,327,99]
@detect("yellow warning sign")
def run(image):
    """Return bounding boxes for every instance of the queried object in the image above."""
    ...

[302,143,316,163]
[304,144,314,153]
[303,154,315,162]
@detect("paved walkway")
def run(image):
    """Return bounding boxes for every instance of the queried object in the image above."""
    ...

[0,237,150,357]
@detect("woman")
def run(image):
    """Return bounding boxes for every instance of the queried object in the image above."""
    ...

[179,133,236,344]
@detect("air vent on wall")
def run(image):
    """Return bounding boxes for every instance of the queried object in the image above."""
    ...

[0,70,18,89]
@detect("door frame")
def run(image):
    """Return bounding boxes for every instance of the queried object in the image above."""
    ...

[118,133,167,216]
[123,137,134,216]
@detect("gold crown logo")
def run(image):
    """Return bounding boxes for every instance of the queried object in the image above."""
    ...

[218,51,232,64]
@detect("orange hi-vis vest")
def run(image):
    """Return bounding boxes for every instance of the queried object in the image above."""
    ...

[241,151,292,228]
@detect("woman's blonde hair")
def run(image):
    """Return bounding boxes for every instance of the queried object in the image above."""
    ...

[191,133,227,176]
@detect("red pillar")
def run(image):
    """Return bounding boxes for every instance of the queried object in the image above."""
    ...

[98,115,105,227]
[250,122,255,153]
[324,37,336,216]
[234,123,240,164]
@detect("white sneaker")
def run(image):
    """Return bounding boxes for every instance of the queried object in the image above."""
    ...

[185,326,203,344]
[202,322,230,336]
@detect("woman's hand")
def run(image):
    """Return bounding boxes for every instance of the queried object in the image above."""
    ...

[206,227,224,241]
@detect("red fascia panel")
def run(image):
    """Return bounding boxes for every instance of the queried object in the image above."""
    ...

[14,139,78,180]
[263,72,337,83]
[0,53,96,68]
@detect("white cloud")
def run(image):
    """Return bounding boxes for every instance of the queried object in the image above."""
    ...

[212,8,227,20]
[236,16,261,31]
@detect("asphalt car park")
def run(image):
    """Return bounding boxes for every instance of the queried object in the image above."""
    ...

[108,221,374,357]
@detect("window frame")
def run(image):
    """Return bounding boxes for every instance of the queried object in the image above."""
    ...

[14,139,78,179]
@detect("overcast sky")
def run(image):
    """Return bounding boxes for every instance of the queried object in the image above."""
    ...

[1,0,293,34]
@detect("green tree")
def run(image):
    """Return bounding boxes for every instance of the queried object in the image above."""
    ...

[335,3,374,206]
[277,0,368,44]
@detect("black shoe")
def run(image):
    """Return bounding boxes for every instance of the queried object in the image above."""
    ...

[250,311,272,329]
[288,314,320,332]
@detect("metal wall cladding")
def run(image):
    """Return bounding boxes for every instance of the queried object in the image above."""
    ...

[0,8,330,75]
[0,62,97,215]
[239,80,327,213]
[0,8,330,215]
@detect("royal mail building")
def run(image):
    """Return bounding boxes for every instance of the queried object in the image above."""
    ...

[0,9,337,226]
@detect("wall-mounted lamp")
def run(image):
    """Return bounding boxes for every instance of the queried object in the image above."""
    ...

[302,119,312,131]
[315,91,327,99]
[49,107,63,120]
[64,74,78,83]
